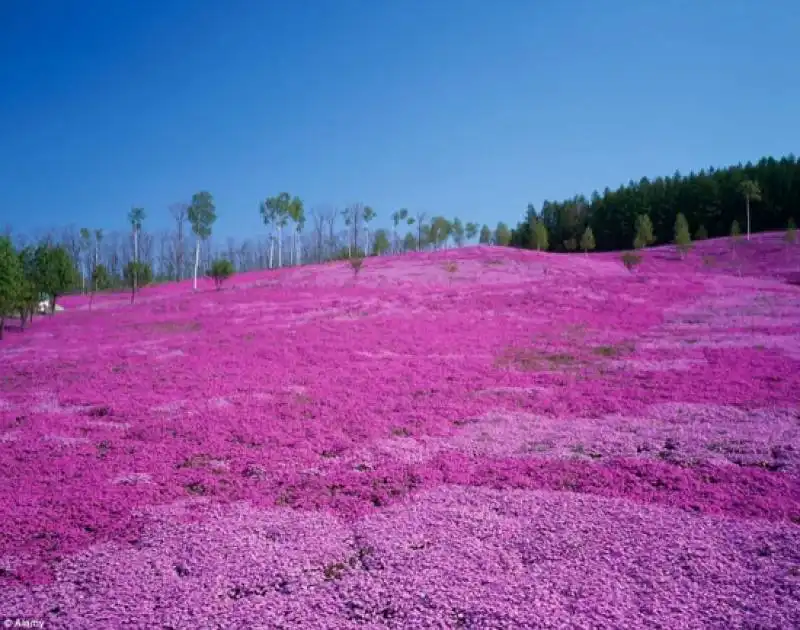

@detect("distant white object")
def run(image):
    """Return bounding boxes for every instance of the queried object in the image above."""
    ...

[37,299,64,314]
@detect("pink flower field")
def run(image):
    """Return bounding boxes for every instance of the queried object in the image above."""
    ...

[2,233,799,629]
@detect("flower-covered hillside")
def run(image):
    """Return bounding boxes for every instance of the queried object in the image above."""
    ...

[2,236,799,628]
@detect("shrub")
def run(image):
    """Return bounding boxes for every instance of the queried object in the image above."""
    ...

[349,257,364,276]
[621,251,642,272]
[695,225,708,240]
[674,213,692,259]
[209,259,235,290]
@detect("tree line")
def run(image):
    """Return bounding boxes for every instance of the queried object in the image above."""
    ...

[2,153,798,341]
[510,154,799,252]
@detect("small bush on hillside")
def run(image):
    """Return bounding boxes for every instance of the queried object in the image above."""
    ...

[443,261,458,285]
[209,259,235,290]
[621,251,642,272]
[123,261,153,304]
[563,238,577,252]
[695,225,708,240]
[674,213,692,259]
[349,257,364,277]
[786,218,797,245]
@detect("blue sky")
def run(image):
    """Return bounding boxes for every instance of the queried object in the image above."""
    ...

[1,0,798,240]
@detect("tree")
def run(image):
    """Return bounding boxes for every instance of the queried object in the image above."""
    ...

[479,224,492,245]
[79,227,92,293]
[0,237,23,340]
[451,218,465,247]
[89,264,110,310]
[391,209,409,253]
[209,258,235,290]
[634,214,655,250]
[465,222,478,242]
[415,212,427,251]
[580,226,595,256]
[288,196,305,265]
[785,218,797,259]
[402,232,417,252]
[695,225,708,240]
[169,203,188,280]
[738,179,761,241]
[563,238,577,252]
[16,246,40,329]
[429,216,451,249]
[730,219,742,257]
[362,206,376,256]
[372,229,391,255]
[124,261,152,302]
[127,208,145,297]
[259,196,278,268]
[674,213,692,259]
[495,222,512,246]
[35,245,75,314]
[532,222,549,251]
[188,191,217,290]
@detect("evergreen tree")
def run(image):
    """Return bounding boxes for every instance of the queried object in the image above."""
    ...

[674,213,692,259]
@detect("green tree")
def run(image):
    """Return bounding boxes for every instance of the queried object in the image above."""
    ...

[478,224,492,245]
[580,226,595,256]
[634,214,655,250]
[674,213,692,259]
[786,218,797,243]
[372,229,391,255]
[208,258,235,290]
[123,261,153,303]
[738,179,761,241]
[465,222,479,242]
[362,205,376,256]
[16,246,40,329]
[127,208,145,296]
[532,222,549,251]
[695,225,708,240]
[89,264,110,310]
[451,217,465,247]
[402,232,417,252]
[188,191,217,290]
[391,209,409,253]
[288,196,306,265]
[730,220,741,258]
[495,222,512,246]
[35,245,75,314]
[79,227,92,293]
[0,237,23,339]
[563,238,577,252]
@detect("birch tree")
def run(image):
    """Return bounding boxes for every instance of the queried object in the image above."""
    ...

[362,206,376,256]
[127,208,145,298]
[187,191,216,290]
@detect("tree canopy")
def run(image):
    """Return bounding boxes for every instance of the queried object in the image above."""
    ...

[510,155,800,252]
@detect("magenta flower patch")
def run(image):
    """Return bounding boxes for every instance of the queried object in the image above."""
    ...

[1,234,799,627]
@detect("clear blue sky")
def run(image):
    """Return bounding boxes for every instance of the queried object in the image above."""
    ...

[1,0,798,240]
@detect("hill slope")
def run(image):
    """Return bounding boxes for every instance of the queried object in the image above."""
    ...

[2,235,799,628]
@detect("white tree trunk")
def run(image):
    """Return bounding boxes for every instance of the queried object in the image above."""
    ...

[278,226,283,267]
[193,239,200,290]
[746,199,751,241]
[364,227,370,256]
[296,231,302,265]
[268,234,275,269]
